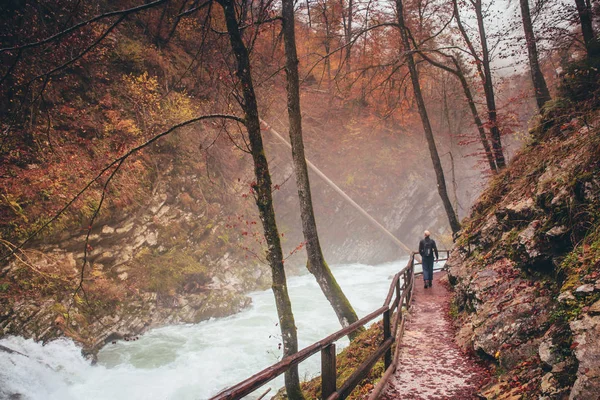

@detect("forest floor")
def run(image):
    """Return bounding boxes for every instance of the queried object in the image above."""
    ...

[380,272,490,400]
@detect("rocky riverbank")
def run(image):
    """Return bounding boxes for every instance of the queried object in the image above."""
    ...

[0,175,268,356]
[446,99,600,398]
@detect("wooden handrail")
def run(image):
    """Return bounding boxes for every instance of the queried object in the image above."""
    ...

[383,273,400,306]
[210,251,450,400]
[210,305,388,400]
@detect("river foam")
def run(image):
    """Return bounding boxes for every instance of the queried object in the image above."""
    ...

[1,259,416,399]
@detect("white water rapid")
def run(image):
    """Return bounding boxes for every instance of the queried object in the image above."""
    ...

[1,259,419,400]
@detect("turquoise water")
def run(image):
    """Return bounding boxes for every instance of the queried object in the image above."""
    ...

[0,259,412,399]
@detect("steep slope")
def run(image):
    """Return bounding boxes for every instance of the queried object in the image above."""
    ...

[446,88,600,398]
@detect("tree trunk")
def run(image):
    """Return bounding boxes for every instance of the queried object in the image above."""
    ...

[473,0,506,169]
[418,48,497,173]
[343,0,353,75]
[452,58,497,173]
[218,1,303,398]
[574,0,597,57]
[519,0,551,110]
[395,0,461,235]
[281,0,362,340]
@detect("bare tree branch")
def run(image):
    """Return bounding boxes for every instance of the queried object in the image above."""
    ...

[0,0,169,53]
[0,114,245,263]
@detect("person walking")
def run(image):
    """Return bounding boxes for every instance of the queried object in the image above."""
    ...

[418,230,439,289]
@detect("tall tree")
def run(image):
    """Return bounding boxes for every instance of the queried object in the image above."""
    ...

[341,0,354,75]
[216,0,303,397]
[574,0,598,57]
[417,49,497,173]
[280,0,362,339]
[395,0,461,234]
[519,0,551,110]
[472,0,505,169]
[311,0,343,85]
[454,0,506,169]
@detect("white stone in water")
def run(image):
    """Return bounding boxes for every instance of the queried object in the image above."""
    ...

[102,225,115,234]
[118,272,128,281]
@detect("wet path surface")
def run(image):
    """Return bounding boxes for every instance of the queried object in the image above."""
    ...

[381,272,489,400]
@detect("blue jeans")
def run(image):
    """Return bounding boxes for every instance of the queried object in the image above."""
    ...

[422,257,434,281]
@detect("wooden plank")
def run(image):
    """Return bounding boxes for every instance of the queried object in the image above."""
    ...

[321,344,337,400]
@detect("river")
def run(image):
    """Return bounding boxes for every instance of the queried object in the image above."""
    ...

[0,259,416,400]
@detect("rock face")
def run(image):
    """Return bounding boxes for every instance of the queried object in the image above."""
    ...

[0,177,268,355]
[447,112,600,399]
[569,315,600,399]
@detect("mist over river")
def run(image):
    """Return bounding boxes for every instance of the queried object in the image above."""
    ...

[1,259,419,400]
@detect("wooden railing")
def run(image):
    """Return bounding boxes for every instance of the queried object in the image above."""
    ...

[413,249,451,275]
[210,251,450,400]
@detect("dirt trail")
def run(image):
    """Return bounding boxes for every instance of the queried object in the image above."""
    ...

[381,272,489,400]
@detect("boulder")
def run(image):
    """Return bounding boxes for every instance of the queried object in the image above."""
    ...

[569,315,600,399]
[505,198,537,220]
[574,284,595,294]
[518,220,543,260]
[545,225,568,238]
[539,332,561,368]
[558,291,575,303]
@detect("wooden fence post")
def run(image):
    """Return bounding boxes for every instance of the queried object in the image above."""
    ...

[407,259,413,304]
[383,310,392,369]
[322,343,337,399]
[396,277,401,308]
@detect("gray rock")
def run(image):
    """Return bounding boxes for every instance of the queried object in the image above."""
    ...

[505,198,536,220]
[575,284,595,293]
[589,300,600,315]
[518,220,542,259]
[546,225,568,238]
[541,372,558,394]
[539,336,557,366]
[116,222,134,234]
[569,315,600,399]
[558,291,576,303]
[552,361,567,373]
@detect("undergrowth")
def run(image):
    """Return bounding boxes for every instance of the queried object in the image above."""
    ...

[283,321,386,400]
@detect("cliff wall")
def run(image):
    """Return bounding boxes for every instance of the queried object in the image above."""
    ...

[446,94,600,399]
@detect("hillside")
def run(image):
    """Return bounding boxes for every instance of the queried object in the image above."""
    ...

[446,68,600,398]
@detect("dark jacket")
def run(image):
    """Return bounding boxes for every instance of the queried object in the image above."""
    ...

[419,237,439,259]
